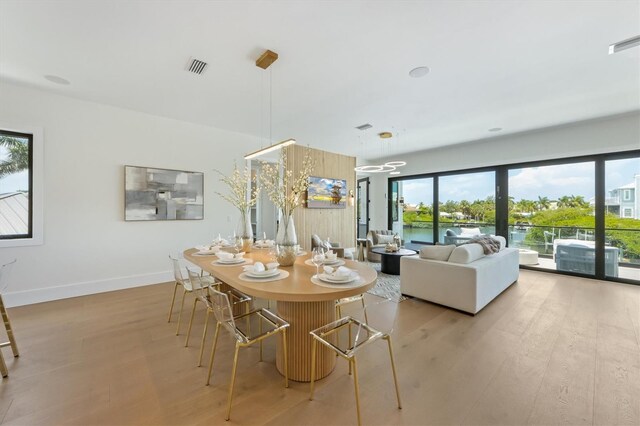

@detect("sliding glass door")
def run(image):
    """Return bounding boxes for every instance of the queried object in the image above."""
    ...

[605,157,640,281]
[508,161,595,276]
[399,177,434,243]
[439,171,495,244]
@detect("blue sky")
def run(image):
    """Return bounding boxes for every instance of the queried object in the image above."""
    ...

[401,158,639,205]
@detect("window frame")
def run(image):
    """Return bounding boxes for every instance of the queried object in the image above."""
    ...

[0,124,43,247]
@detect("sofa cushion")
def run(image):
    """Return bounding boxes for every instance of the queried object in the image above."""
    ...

[449,243,485,264]
[376,234,395,244]
[460,227,481,236]
[419,245,456,261]
[492,235,506,251]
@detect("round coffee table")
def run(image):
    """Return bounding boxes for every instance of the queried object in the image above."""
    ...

[371,247,417,275]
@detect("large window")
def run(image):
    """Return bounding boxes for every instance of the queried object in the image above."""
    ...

[605,157,640,280]
[388,150,640,284]
[0,130,33,239]
[508,161,595,276]
[439,171,495,244]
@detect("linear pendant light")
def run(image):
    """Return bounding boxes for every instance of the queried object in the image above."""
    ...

[244,138,296,160]
[609,35,640,54]
[244,49,296,161]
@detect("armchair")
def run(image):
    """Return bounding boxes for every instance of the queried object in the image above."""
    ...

[366,230,396,262]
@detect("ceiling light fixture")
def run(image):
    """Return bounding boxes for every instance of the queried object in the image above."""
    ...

[44,75,70,85]
[356,123,373,131]
[488,127,502,132]
[244,49,296,160]
[244,138,296,160]
[355,130,408,174]
[609,35,640,54]
[409,66,430,78]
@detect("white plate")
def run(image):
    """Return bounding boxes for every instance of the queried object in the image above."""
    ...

[245,269,280,278]
[318,273,358,284]
[323,258,341,265]
[216,258,245,265]
[194,250,217,256]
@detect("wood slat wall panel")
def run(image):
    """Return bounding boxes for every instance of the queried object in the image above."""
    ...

[286,145,356,252]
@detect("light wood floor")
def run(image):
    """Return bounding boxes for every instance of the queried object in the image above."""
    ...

[0,270,639,425]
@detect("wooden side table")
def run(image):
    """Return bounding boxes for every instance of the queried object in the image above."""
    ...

[356,238,367,262]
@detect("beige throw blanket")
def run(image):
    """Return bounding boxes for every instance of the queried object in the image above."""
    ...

[463,235,501,254]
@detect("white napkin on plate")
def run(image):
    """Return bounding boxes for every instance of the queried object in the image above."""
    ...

[217,252,234,260]
[325,250,338,261]
[197,245,220,253]
[243,262,265,273]
[323,265,351,277]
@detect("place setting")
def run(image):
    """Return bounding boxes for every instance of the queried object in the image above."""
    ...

[304,249,344,267]
[309,247,362,288]
[193,244,221,256]
[212,251,253,266]
[253,233,275,249]
[239,261,289,282]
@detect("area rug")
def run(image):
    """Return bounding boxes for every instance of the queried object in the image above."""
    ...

[365,262,409,303]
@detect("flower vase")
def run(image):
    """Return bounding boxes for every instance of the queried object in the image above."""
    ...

[237,210,253,253]
[275,213,297,266]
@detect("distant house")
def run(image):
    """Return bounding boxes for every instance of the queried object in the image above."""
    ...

[0,192,29,235]
[606,174,640,219]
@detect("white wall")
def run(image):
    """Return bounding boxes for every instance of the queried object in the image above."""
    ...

[367,112,640,230]
[0,83,258,307]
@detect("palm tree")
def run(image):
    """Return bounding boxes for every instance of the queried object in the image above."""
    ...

[0,136,29,179]
[536,196,551,211]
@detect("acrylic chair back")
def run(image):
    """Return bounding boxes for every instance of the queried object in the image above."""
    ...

[0,259,16,294]
[208,288,238,337]
[342,297,398,355]
[169,255,187,286]
[185,267,212,308]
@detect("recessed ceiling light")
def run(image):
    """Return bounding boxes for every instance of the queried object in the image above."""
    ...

[44,75,71,85]
[488,127,502,132]
[409,66,430,78]
[390,171,401,175]
[379,132,393,139]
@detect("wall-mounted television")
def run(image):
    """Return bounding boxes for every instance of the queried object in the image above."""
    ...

[307,176,347,209]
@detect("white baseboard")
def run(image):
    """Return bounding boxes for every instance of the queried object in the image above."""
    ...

[3,270,173,308]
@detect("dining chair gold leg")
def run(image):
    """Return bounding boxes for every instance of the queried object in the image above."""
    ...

[348,324,353,375]
[206,322,221,386]
[309,337,317,400]
[0,350,7,378]
[385,335,402,409]
[361,296,368,324]
[198,309,210,367]
[351,356,362,426]
[175,289,187,335]
[185,298,198,347]
[0,295,18,357]
[167,282,179,322]
[282,328,289,388]
[335,305,342,356]
[225,343,241,421]
[258,316,263,362]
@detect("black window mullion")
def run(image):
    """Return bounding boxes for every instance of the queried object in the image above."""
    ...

[595,159,606,279]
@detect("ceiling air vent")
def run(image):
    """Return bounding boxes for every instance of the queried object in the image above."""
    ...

[187,58,208,75]
[355,123,372,131]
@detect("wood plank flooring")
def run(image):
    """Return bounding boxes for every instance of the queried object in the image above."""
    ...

[0,270,638,425]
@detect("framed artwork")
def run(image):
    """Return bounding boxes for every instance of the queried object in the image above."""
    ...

[124,165,204,221]
[307,176,347,209]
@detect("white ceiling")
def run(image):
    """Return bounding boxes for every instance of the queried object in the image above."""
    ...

[1,0,639,161]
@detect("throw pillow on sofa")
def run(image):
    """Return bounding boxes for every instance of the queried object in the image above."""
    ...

[449,243,485,264]
[460,227,481,236]
[376,234,395,244]
[419,245,456,261]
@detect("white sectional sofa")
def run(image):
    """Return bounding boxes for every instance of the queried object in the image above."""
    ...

[400,237,519,314]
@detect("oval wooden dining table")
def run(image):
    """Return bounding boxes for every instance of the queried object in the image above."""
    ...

[184,248,377,382]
